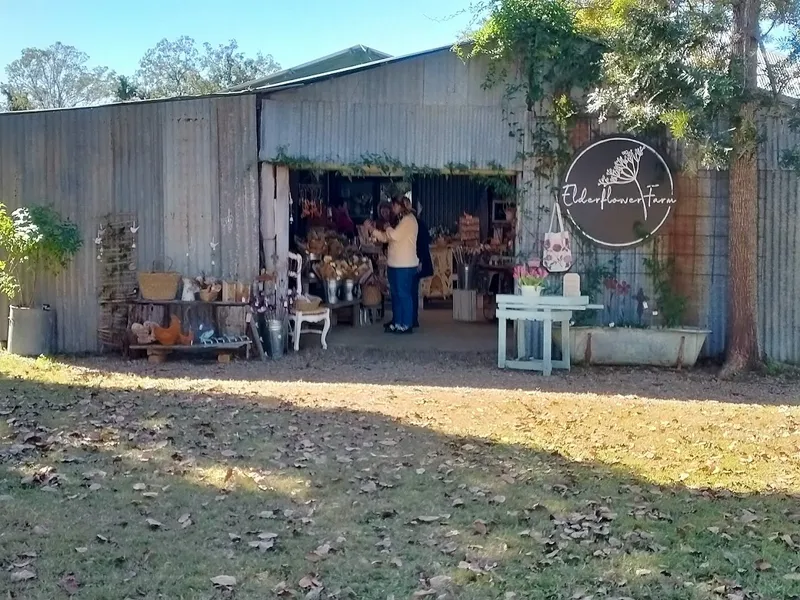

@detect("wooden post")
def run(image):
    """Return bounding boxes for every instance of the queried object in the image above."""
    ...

[259,163,291,311]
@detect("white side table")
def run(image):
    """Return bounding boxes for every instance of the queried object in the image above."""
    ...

[496,295,602,375]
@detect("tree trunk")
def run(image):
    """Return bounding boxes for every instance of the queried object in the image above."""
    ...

[721,0,761,378]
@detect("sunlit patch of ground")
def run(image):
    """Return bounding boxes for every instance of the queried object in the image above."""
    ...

[1,351,800,599]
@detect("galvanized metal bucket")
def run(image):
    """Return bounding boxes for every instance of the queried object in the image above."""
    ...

[457,263,475,290]
[266,319,284,360]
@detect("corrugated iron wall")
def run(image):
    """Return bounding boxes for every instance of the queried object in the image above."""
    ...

[259,51,524,170]
[757,116,800,362]
[412,175,489,234]
[0,95,259,353]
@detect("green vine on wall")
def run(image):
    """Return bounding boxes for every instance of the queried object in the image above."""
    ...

[273,145,518,201]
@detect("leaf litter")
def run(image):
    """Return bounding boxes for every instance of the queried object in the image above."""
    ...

[3,353,800,599]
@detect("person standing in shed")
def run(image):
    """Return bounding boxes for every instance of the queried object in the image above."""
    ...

[365,196,419,334]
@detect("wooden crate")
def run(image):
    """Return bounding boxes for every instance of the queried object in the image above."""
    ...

[458,215,481,247]
[453,289,478,322]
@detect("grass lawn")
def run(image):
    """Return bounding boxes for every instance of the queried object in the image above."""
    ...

[1,351,800,599]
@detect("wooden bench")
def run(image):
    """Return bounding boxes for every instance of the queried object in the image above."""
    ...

[130,341,252,364]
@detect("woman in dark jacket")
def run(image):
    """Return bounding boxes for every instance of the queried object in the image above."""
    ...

[413,201,434,329]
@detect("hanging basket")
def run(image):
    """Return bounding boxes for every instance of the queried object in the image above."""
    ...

[138,260,180,300]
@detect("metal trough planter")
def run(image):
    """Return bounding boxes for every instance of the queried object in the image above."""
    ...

[553,326,710,368]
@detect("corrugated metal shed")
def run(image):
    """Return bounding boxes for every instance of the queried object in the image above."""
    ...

[0,94,259,353]
[255,42,800,363]
[259,49,525,170]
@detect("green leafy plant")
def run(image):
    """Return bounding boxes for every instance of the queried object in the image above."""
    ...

[0,204,82,307]
[642,238,687,329]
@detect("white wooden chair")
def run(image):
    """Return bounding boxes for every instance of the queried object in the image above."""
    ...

[287,252,331,351]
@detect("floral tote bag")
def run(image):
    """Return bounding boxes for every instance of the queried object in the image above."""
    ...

[542,202,573,273]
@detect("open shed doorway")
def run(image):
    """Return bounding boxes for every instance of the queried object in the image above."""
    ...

[288,169,517,355]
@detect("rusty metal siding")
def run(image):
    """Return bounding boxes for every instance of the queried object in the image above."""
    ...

[215,96,260,282]
[0,94,259,353]
[259,51,523,169]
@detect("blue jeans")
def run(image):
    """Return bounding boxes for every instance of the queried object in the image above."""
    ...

[388,267,416,329]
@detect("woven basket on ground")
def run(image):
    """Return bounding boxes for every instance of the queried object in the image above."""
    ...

[138,271,180,300]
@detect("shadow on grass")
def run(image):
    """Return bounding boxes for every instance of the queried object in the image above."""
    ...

[47,348,800,407]
[1,374,800,599]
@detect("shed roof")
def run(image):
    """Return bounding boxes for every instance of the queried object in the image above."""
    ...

[228,45,392,91]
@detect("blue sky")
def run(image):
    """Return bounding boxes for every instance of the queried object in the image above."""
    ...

[0,0,473,75]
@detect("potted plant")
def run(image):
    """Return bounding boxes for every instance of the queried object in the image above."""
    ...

[554,240,710,367]
[0,204,82,356]
[514,261,549,296]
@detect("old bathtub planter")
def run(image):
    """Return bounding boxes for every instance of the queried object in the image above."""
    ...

[553,325,710,368]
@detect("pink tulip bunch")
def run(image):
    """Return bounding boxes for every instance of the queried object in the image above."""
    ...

[513,261,548,288]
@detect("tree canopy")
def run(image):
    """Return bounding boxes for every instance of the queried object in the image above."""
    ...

[134,37,280,99]
[0,37,282,109]
[1,42,114,110]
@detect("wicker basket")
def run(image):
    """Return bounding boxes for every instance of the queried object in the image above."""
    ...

[199,288,220,302]
[294,295,322,312]
[362,283,382,307]
[138,271,180,300]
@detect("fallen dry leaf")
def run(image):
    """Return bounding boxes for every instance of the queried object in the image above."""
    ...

[10,570,36,582]
[755,559,772,571]
[249,540,275,551]
[299,575,321,589]
[211,575,237,587]
[221,449,236,458]
[145,518,163,529]
[416,515,441,523]
[490,495,506,505]
[133,483,147,491]
[360,481,377,494]
[75,547,88,554]
[58,573,80,595]
[738,510,760,524]
[473,519,489,535]
[783,573,800,581]
[429,575,452,590]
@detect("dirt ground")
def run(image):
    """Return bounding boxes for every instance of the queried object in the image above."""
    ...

[2,350,800,599]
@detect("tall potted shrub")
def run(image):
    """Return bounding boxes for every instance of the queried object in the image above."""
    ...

[0,204,82,355]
